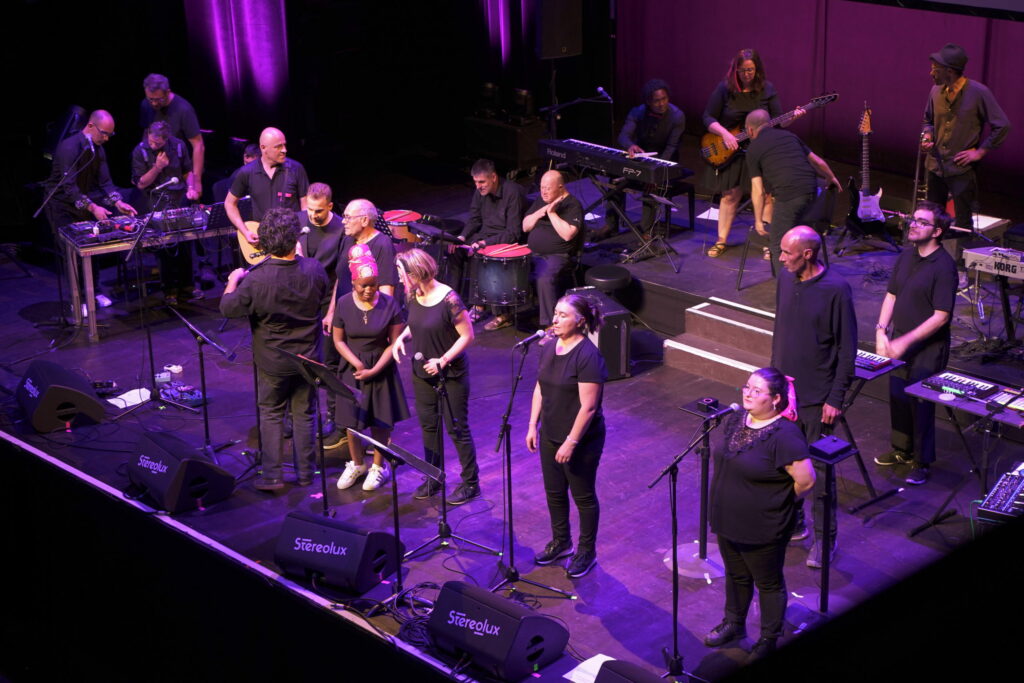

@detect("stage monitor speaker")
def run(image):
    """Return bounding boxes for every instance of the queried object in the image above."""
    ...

[427,580,569,681]
[16,360,105,433]
[594,658,664,683]
[536,0,583,60]
[567,286,632,380]
[273,511,403,594]
[126,431,234,513]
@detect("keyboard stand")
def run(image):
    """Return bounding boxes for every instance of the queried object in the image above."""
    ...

[845,361,905,513]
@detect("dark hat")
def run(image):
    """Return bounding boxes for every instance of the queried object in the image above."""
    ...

[930,43,968,71]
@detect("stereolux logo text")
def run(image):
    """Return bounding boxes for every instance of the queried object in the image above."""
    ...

[137,455,169,474]
[22,378,40,399]
[293,537,348,556]
[447,610,501,637]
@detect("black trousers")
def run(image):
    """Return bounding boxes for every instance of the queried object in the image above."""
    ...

[539,424,604,552]
[411,372,479,486]
[718,535,789,640]
[767,192,815,272]
[532,253,575,326]
[796,404,838,541]
[927,170,977,230]
[889,350,945,465]
[256,369,315,480]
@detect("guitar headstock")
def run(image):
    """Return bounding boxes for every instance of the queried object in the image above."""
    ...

[858,103,873,136]
[805,92,839,111]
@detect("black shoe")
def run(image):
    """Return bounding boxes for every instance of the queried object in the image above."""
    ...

[806,540,837,569]
[254,476,285,492]
[448,483,481,505]
[747,637,777,662]
[413,478,441,500]
[321,419,336,437]
[296,472,315,486]
[566,549,597,578]
[874,449,911,466]
[905,465,930,485]
[704,620,747,648]
[789,519,809,542]
[534,539,573,566]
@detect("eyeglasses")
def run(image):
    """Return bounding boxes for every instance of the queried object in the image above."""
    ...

[741,384,766,396]
[737,67,756,74]
[910,217,936,229]
[342,213,367,221]
[91,125,115,138]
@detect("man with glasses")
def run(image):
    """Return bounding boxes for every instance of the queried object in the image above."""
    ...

[45,110,137,228]
[873,202,958,485]
[326,198,397,316]
[921,44,1010,230]
[140,74,206,200]
[771,226,856,568]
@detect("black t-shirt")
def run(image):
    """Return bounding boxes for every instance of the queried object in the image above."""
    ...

[407,289,468,379]
[139,94,201,141]
[460,179,527,246]
[710,414,807,544]
[537,337,607,443]
[888,246,958,363]
[131,135,193,198]
[333,292,405,363]
[297,211,344,287]
[746,127,817,201]
[334,231,398,296]
[229,158,310,221]
[218,257,330,376]
[526,194,584,256]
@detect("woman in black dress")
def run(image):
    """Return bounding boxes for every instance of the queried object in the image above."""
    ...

[333,245,409,491]
[702,48,788,258]
[391,248,480,505]
[705,367,815,661]
[526,293,607,579]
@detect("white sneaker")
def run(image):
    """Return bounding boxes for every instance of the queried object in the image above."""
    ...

[336,461,368,490]
[362,463,390,491]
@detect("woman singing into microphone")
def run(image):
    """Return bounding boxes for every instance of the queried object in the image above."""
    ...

[392,248,481,505]
[526,293,607,578]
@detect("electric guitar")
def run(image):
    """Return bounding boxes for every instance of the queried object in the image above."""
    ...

[236,220,268,265]
[845,103,886,234]
[699,92,839,169]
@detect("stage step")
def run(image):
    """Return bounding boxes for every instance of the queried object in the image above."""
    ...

[684,298,774,357]
[663,333,770,391]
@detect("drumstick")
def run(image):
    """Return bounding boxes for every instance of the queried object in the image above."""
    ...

[490,243,521,256]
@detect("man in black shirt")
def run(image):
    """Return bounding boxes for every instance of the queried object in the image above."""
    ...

[772,226,856,568]
[220,209,330,491]
[456,158,527,330]
[225,127,310,251]
[523,170,584,327]
[596,78,685,239]
[140,74,205,199]
[874,202,958,485]
[746,109,839,270]
[45,110,137,228]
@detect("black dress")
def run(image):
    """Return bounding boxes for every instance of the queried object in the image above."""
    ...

[333,292,410,430]
[701,81,782,194]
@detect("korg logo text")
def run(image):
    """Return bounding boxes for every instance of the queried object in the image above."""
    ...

[137,455,169,474]
[293,537,348,556]
[447,610,501,637]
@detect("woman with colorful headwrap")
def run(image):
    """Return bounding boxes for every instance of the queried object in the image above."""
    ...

[332,244,410,492]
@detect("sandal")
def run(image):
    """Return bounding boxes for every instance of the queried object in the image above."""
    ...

[707,242,728,258]
[484,315,512,331]
[762,247,771,261]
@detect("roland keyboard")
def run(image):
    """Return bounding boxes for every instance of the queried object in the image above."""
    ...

[539,138,686,186]
[856,350,892,371]
[922,371,998,400]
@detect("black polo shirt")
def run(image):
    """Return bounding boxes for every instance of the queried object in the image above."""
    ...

[229,158,310,221]
[334,231,398,297]
[888,245,958,363]
[525,193,584,256]
[131,135,193,196]
[459,179,527,246]
[746,127,818,201]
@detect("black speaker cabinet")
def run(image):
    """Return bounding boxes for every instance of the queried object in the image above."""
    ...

[126,431,234,513]
[567,286,632,380]
[273,511,403,594]
[427,581,569,681]
[16,360,105,433]
[595,658,664,683]
[536,0,583,60]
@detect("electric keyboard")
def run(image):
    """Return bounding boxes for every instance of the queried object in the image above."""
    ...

[978,465,1024,524]
[539,138,686,186]
[963,246,1024,281]
[60,207,209,248]
[856,350,892,371]
[922,371,998,400]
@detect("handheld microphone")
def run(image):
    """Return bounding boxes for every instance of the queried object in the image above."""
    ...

[597,86,613,102]
[704,403,741,421]
[153,176,179,192]
[414,352,424,362]
[513,329,548,350]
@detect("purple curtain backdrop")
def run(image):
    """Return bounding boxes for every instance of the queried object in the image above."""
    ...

[615,0,1023,197]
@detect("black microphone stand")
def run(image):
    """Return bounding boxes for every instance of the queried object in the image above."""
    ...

[490,340,574,599]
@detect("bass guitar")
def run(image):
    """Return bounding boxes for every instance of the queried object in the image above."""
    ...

[699,92,839,170]
[236,220,268,265]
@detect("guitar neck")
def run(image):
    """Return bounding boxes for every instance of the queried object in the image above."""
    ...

[860,134,871,192]
[733,101,818,144]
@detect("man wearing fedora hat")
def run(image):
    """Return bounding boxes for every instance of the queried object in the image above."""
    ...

[921,43,1010,230]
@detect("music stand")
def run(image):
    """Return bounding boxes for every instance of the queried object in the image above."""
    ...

[807,434,858,614]
[272,347,360,516]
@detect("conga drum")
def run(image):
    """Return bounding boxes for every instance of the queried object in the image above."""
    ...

[383,209,423,250]
[474,243,532,306]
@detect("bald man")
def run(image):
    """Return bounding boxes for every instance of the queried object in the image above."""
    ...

[44,110,137,228]
[325,198,397,330]
[771,226,856,568]
[523,170,584,326]
[225,127,309,248]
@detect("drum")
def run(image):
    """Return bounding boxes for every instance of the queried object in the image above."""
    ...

[383,209,423,245]
[474,243,532,305]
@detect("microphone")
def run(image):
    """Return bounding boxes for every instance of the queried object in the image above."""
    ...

[597,86,613,102]
[704,403,741,421]
[85,134,95,154]
[414,352,424,362]
[153,176,179,192]
[513,329,548,350]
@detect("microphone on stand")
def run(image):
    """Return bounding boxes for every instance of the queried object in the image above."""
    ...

[512,329,549,350]
[597,86,613,103]
[152,176,180,192]
[703,403,741,421]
